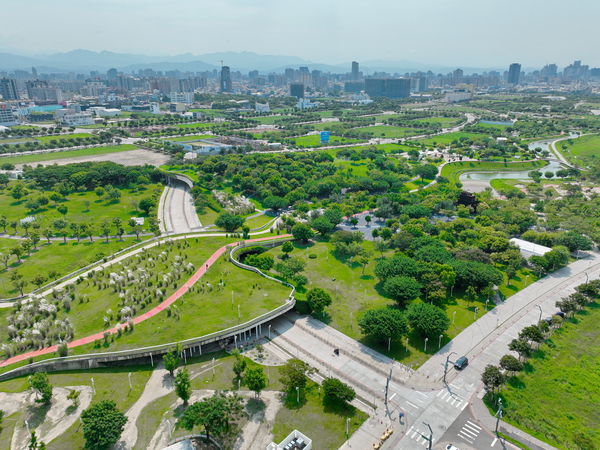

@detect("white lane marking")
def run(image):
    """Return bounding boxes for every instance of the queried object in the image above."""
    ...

[406,400,419,409]
[436,389,444,397]
[461,401,468,411]
[452,398,461,406]
[491,437,498,447]
[416,391,429,399]
[389,393,397,401]
[467,420,482,430]
[440,391,449,400]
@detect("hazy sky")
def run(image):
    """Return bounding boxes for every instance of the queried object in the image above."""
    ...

[2,0,599,67]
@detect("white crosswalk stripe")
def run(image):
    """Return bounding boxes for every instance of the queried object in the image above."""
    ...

[457,420,481,444]
[436,388,468,410]
[407,425,431,447]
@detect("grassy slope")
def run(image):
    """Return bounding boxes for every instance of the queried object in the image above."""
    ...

[496,304,600,448]
[441,160,547,184]
[557,134,600,166]
[0,237,138,298]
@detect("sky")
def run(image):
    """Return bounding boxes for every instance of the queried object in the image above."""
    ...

[2,0,599,68]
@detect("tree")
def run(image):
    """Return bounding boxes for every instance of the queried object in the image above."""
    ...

[306,287,332,314]
[57,205,68,217]
[508,338,531,361]
[279,358,315,391]
[175,368,191,406]
[0,215,7,233]
[383,276,421,304]
[291,223,314,243]
[281,241,294,259]
[177,392,245,442]
[163,349,181,376]
[113,218,124,240]
[349,217,359,228]
[322,378,356,404]
[415,164,438,181]
[0,252,9,269]
[263,195,288,211]
[100,220,111,243]
[406,302,450,337]
[311,216,335,236]
[53,219,69,244]
[499,354,523,373]
[358,308,408,342]
[215,213,245,232]
[481,365,505,393]
[138,197,156,215]
[28,372,53,404]
[519,325,544,345]
[42,228,53,244]
[81,400,127,450]
[374,239,387,257]
[232,349,247,380]
[274,257,305,280]
[244,366,267,398]
[28,430,46,450]
[67,389,81,407]
[30,231,40,250]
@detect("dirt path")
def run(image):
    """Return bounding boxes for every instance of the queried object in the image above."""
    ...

[9,386,93,449]
[116,364,172,449]
[234,391,282,450]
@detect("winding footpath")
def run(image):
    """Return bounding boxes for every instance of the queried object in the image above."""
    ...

[0,233,290,368]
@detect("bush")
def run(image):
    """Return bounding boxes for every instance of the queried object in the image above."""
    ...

[322,378,356,404]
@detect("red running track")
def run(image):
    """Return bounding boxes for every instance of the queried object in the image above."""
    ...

[0,235,291,368]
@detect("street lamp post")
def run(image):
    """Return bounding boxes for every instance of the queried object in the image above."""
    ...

[128,372,132,390]
[388,337,391,352]
[495,398,503,435]
[268,324,271,339]
[423,422,433,450]
[452,311,457,325]
[234,335,238,349]
[424,337,428,352]
[485,299,489,311]
[438,334,443,349]
[443,351,456,385]
[537,305,543,323]
[346,418,350,438]
[405,337,409,353]
[237,304,241,321]
[296,386,299,404]
[473,307,478,321]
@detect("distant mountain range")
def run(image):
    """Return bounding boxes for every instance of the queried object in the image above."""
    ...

[0,49,504,74]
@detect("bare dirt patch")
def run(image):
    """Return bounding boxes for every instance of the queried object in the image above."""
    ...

[16,149,170,169]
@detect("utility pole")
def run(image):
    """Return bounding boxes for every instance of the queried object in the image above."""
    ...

[537,305,543,323]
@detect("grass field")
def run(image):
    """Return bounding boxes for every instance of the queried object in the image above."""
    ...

[0,181,161,233]
[352,125,421,138]
[441,160,547,184]
[272,380,368,449]
[416,131,490,146]
[163,134,216,142]
[60,237,290,355]
[0,144,138,165]
[175,123,214,130]
[285,134,362,148]
[0,365,153,450]
[556,134,600,166]
[264,240,536,367]
[35,133,93,144]
[412,117,463,127]
[493,304,600,448]
[0,237,138,298]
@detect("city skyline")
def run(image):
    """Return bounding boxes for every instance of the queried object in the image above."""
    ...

[1,0,599,67]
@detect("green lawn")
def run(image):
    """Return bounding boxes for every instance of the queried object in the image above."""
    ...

[557,134,600,166]
[493,304,600,448]
[411,117,463,127]
[0,181,161,234]
[62,236,290,355]
[441,160,547,184]
[35,133,93,144]
[175,123,214,130]
[0,365,153,450]
[272,381,368,450]
[264,240,534,367]
[352,125,421,138]
[416,131,490,146]
[334,159,371,176]
[0,144,138,165]
[285,135,363,148]
[163,134,216,142]
[0,237,138,298]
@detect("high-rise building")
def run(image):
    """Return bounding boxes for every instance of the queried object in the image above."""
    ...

[0,103,17,126]
[31,67,38,78]
[107,68,118,80]
[351,61,359,80]
[220,66,232,92]
[364,78,411,98]
[0,78,19,100]
[290,83,305,98]
[507,63,521,84]
[25,80,63,103]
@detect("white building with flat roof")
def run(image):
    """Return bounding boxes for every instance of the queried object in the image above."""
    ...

[509,238,552,258]
[267,430,312,450]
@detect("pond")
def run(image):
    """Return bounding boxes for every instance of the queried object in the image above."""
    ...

[459,159,563,182]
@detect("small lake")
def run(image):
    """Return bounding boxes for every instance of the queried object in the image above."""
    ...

[479,120,514,126]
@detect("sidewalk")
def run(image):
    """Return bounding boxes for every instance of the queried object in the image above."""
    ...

[470,389,557,450]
